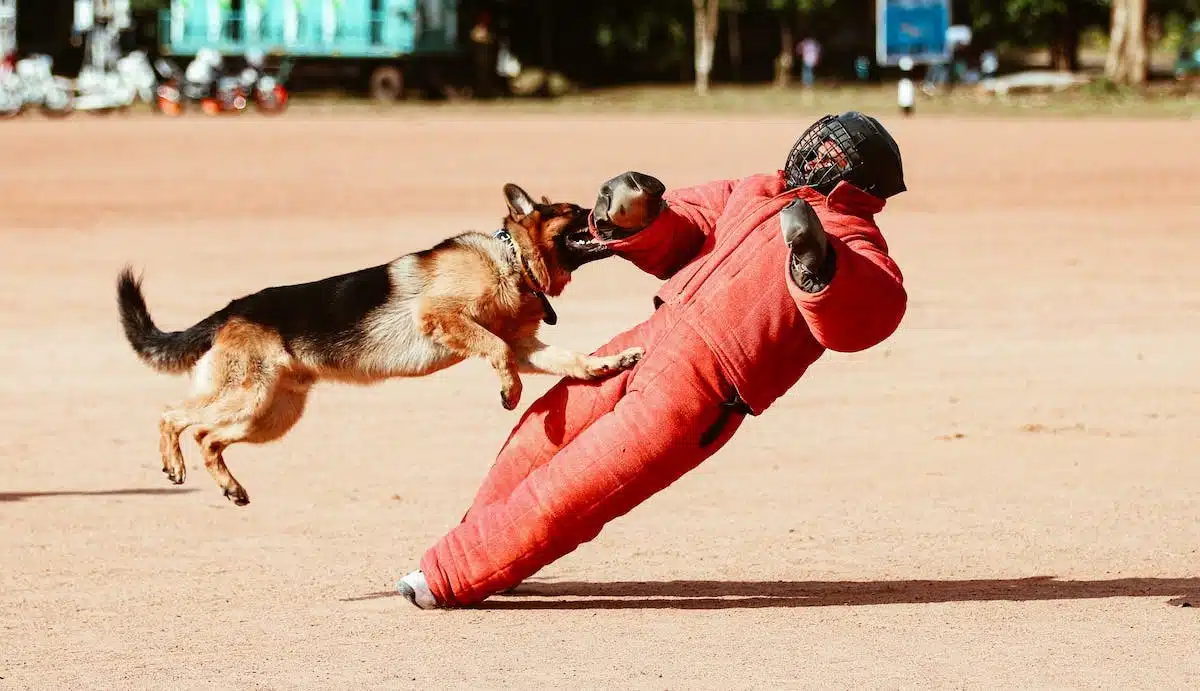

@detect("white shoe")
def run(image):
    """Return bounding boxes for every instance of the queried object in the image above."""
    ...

[396,570,440,610]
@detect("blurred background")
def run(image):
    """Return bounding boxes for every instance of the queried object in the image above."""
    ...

[3,3,1199,686]
[1,0,1197,117]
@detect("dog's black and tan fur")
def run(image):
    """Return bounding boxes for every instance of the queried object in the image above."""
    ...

[117,184,642,506]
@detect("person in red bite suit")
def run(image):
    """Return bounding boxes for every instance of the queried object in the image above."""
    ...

[396,111,909,609]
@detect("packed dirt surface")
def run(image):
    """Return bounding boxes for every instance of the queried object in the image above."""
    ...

[1,110,1197,689]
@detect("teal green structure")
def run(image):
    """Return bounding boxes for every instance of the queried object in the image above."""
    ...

[1175,20,1200,80]
[158,0,458,58]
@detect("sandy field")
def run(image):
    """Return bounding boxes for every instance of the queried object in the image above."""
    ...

[0,109,1197,689]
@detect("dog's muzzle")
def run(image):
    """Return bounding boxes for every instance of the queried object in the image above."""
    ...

[561,213,614,271]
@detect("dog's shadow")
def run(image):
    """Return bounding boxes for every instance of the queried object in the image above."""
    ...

[346,577,1200,610]
[0,488,200,503]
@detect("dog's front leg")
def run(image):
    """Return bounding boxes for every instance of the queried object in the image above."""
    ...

[423,313,522,410]
[515,337,644,380]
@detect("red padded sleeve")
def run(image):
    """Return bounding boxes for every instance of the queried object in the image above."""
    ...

[787,187,907,353]
[601,178,737,280]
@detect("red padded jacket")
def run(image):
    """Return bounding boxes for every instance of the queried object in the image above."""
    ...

[601,171,907,414]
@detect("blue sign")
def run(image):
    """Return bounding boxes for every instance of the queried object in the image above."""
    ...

[876,0,951,66]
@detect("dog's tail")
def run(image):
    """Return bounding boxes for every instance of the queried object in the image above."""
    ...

[117,266,225,374]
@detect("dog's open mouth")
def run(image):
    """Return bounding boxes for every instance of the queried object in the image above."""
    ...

[560,213,614,270]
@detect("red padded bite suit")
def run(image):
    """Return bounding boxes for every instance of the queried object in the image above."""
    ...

[419,172,907,607]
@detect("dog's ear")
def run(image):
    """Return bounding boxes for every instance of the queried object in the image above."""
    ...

[541,195,551,204]
[504,183,537,219]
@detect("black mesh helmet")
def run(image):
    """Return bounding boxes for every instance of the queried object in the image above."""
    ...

[784,111,907,199]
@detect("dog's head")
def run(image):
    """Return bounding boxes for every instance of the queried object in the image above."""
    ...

[501,183,614,297]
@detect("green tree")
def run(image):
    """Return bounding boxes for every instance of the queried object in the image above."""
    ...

[968,0,1109,71]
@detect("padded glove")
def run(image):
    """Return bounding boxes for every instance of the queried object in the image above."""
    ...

[781,198,837,294]
[591,171,667,241]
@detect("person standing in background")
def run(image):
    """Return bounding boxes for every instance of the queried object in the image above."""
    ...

[469,10,496,99]
[981,50,998,79]
[897,56,915,117]
[798,37,821,88]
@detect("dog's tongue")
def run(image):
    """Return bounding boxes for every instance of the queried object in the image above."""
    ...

[586,211,607,242]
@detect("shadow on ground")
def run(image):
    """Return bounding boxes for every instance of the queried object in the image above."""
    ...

[347,577,1200,610]
[0,488,200,502]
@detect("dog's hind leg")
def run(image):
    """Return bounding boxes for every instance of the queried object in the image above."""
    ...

[190,388,264,506]
[185,387,262,504]
[180,321,309,505]
[190,373,310,506]
[159,400,202,485]
[515,337,644,380]
[195,425,252,506]
[422,311,522,410]
[156,351,221,485]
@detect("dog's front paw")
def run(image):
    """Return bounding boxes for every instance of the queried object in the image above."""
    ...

[501,379,523,411]
[615,347,645,370]
[585,347,645,379]
[223,484,250,506]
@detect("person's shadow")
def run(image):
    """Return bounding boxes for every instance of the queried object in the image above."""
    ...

[346,577,1200,609]
[481,577,1200,610]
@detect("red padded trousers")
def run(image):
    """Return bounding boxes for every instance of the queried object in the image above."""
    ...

[419,303,745,607]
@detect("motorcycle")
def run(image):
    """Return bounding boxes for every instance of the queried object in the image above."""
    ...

[72,51,157,114]
[117,51,158,107]
[1,51,156,118]
[203,72,250,114]
[0,63,21,117]
[154,54,251,116]
[154,57,248,115]
[248,58,292,115]
[152,58,187,116]
[1,55,76,118]
[153,52,291,117]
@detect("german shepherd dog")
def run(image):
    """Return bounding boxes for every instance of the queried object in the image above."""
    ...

[116,183,643,506]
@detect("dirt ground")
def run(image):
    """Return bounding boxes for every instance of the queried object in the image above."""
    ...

[1,109,1197,689]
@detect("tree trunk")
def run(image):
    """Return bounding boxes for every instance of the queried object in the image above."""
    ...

[1105,0,1128,79]
[774,16,793,88]
[1105,0,1148,85]
[1126,0,1148,85]
[693,0,719,95]
[728,8,742,83]
[540,0,553,72]
[1049,3,1080,72]
[1049,33,1079,71]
